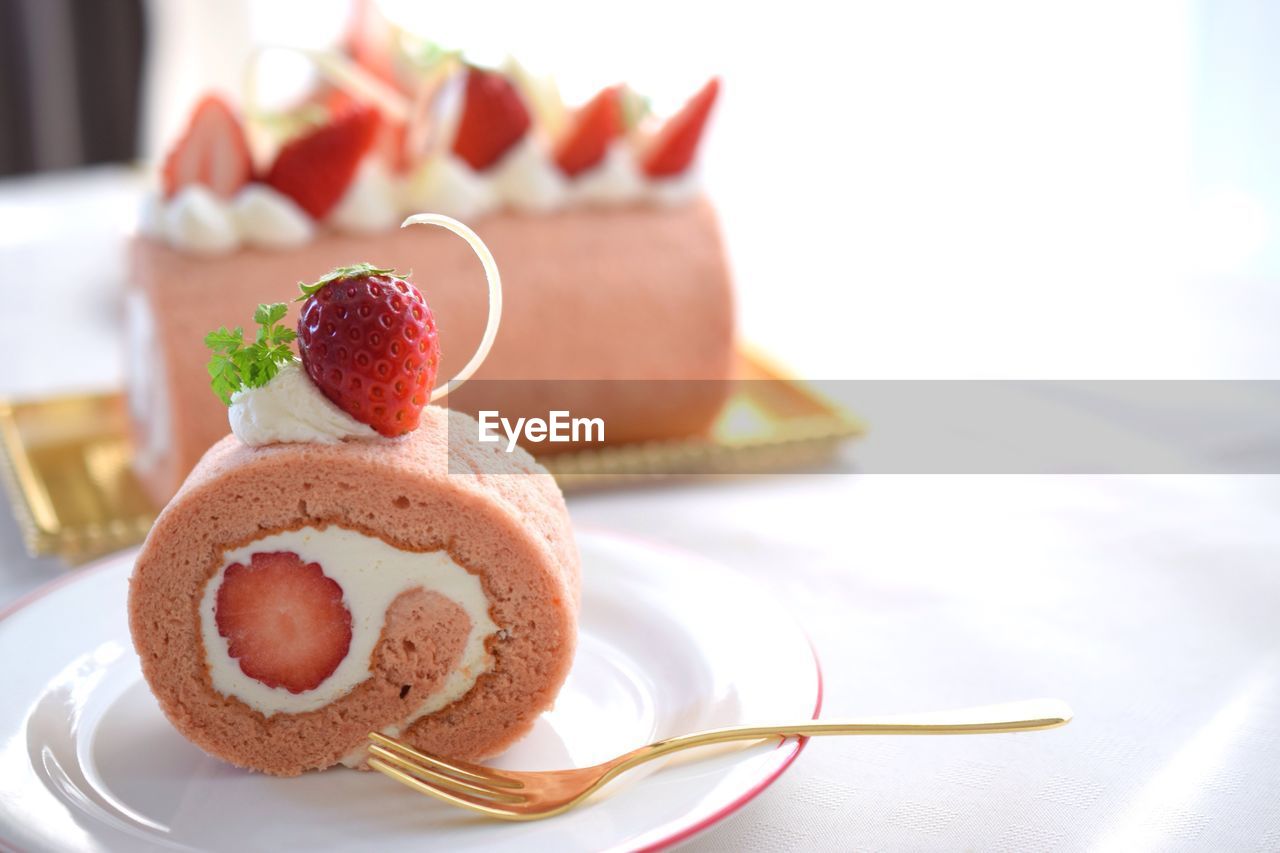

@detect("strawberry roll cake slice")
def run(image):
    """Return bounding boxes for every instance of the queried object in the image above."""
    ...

[130,218,579,776]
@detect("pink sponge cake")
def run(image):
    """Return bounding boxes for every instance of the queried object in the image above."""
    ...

[131,409,577,775]
[128,16,735,505]
[130,221,579,775]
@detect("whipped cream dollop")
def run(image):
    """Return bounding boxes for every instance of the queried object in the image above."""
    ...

[229,361,376,446]
[489,137,568,212]
[232,185,315,248]
[647,167,703,207]
[199,525,499,719]
[329,162,402,234]
[406,154,498,220]
[153,184,316,253]
[164,186,239,255]
[572,142,646,206]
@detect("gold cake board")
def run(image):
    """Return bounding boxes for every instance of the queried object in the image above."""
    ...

[0,349,863,564]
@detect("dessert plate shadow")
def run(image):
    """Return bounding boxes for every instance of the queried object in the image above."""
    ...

[0,530,820,852]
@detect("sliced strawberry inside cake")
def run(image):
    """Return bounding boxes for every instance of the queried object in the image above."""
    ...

[214,551,354,694]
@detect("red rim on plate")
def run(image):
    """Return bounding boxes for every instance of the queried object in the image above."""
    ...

[639,639,824,852]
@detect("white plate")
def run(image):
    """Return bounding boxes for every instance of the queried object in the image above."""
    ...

[0,530,820,852]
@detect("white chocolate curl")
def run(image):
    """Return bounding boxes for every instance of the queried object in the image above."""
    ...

[400,213,503,403]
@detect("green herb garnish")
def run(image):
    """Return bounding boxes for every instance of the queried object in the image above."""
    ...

[296,263,397,301]
[205,303,298,405]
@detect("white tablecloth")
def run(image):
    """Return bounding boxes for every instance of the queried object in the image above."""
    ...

[2,168,1279,852]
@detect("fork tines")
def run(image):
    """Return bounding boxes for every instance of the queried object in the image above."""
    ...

[366,732,529,816]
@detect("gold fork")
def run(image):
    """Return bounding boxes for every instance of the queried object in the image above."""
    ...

[366,698,1071,820]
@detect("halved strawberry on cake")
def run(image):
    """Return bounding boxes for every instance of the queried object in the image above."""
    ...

[127,15,735,506]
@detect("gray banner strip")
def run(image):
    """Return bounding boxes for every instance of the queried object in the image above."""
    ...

[444,380,1280,474]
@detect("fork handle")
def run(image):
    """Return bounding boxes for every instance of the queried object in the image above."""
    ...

[629,698,1071,764]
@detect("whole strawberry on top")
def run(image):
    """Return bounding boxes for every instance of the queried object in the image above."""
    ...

[296,264,440,437]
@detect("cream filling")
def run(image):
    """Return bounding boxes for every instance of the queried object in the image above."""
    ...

[198,525,499,721]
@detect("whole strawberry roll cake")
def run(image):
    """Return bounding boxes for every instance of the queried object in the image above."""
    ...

[130,226,579,776]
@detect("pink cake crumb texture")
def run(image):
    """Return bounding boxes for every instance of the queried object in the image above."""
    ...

[129,407,580,776]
